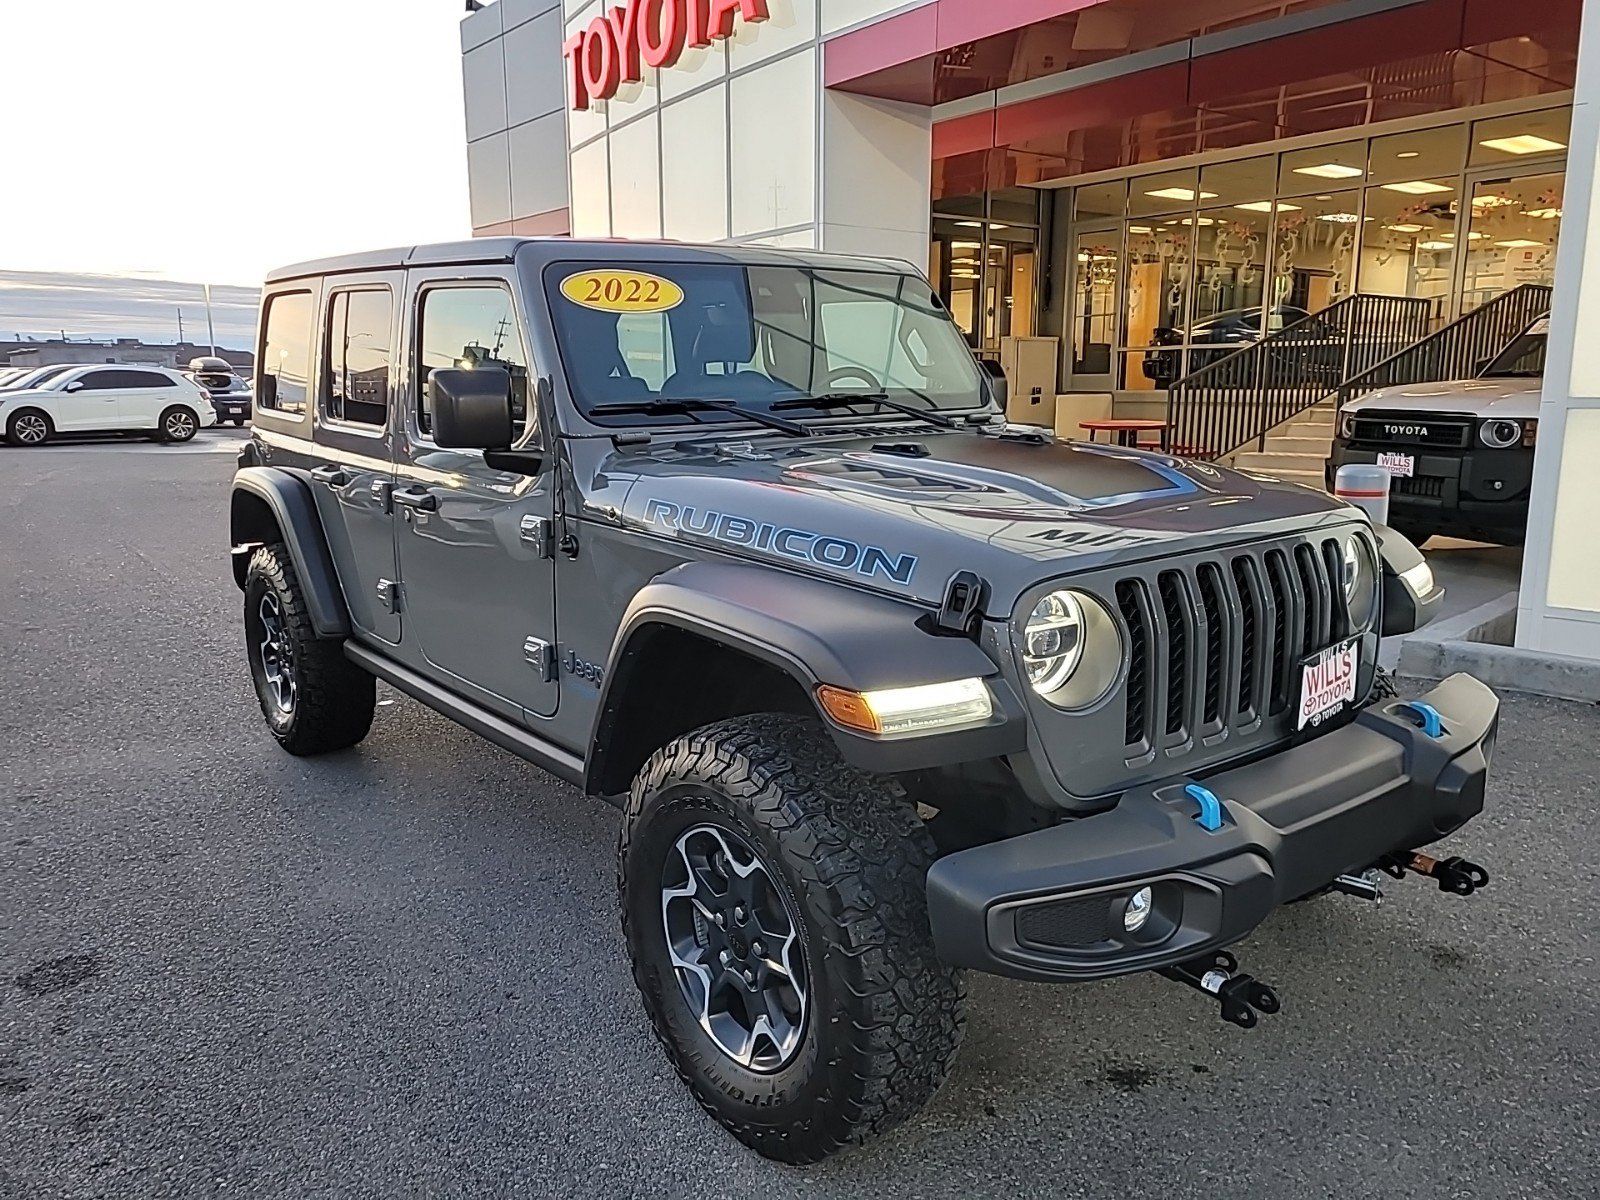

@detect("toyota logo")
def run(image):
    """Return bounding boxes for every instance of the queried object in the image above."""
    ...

[1383,423,1429,436]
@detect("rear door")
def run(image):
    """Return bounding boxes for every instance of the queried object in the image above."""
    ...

[391,269,559,721]
[309,274,403,645]
[116,369,187,429]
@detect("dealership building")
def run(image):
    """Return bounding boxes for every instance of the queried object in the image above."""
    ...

[460,0,1600,673]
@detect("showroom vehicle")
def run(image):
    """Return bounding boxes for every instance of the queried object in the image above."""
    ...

[1,362,81,393]
[187,355,254,425]
[1141,304,1313,387]
[1328,317,1546,545]
[1,363,216,446]
[231,238,1496,1163]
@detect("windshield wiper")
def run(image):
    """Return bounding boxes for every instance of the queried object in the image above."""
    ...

[587,397,810,437]
[770,391,962,429]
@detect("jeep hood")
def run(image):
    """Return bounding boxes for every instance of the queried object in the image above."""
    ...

[578,429,1357,615]
[1347,376,1542,420]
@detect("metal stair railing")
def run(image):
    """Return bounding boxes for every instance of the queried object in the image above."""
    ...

[1163,293,1433,460]
[1335,283,1554,409]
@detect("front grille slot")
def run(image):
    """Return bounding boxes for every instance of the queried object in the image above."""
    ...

[1157,571,1192,738]
[1116,580,1151,749]
[1196,563,1229,729]
[1394,473,1447,498]
[1016,896,1111,950]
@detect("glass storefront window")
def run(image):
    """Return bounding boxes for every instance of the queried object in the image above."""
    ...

[1123,221,1193,389]
[1357,184,1455,319]
[1461,170,1564,311]
[1269,191,1361,314]
[1129,167,1208,218]
[931,218,983,344]
[1074,179,1125,221]
[1190,204,1269,336]
[1199,156,1275,208]
[1278,141,1367,196]
[1470,109,1571,167]
[1369,125,1466,186]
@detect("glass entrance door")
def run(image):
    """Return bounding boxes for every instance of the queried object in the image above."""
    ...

[1069,226,1119,389]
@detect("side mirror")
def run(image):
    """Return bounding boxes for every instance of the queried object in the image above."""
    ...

[979,358,1008,408]
[64,381,84,393]
[430,367,514,449]
[1376,524,1445,636]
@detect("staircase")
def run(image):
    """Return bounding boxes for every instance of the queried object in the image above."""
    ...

[1232,402,1334,487]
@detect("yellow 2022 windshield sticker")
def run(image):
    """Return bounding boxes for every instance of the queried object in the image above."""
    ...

[559,269,683,314]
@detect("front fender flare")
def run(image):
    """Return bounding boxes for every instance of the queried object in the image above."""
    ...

[230,466,350,639]
[589,561,1027,788]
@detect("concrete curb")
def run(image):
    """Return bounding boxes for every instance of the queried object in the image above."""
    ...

[1397,590,1600,703]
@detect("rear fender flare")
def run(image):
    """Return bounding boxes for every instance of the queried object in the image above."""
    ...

[230,466,350,638]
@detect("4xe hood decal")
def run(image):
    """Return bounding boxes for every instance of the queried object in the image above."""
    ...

[644,499,918,585]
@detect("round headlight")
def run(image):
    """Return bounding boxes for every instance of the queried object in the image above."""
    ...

[1341,533,1377,628]
[1023,591,1085,694]
[1337,411,1356,440]
[1021,589,1123,709]
[1479,418,1521,449]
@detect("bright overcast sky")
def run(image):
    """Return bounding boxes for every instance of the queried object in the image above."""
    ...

[1,0,471,287]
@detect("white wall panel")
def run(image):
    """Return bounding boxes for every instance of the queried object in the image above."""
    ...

[662,88,731,243]
[609,113,663,238]
[820,90,930,238]
[569,137,612,236]
[728,0,818,70]
[820,0,924,37]
[729,50,817,237]
[503,9,567,125]
[468,133,513,227]
[659,42,729,102]
[463,42,509,142]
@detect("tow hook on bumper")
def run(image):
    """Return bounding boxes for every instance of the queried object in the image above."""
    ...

[1159,951,1280,1030]
[1385,851,1492,896]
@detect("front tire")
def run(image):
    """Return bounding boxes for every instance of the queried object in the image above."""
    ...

[158,405,199,443]
[6,409,52,447]
[243,543,375,755]
[620,714,965,1163]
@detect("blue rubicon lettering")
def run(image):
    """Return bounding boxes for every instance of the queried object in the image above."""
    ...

[644,501,917,584]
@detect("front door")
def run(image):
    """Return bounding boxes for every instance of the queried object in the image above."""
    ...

[54,368,130,431]
[392,273,558,722]
[308,276,403,645]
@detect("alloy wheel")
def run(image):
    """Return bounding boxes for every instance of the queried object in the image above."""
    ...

[165,411,196,440]
[257,593,296,713]
[14,414,47,444]
[660,822,808,1072]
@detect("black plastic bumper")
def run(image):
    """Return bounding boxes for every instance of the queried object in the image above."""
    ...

[926,674,1499,982]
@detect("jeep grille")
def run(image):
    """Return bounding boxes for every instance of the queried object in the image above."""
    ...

[1114,536,1353,755]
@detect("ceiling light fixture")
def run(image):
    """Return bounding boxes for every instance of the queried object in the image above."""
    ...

[1418,240,1454,251]
[1316,213,1363,223]
[1479,134,1567,155]
[1293,163,1365,179]
[1234,201,1301,213]
[1496,239,1544,249]
[1380,180,1453,195]
[1385,223,1426,233]
[1528,207,1563,220]
[1396,150,1421,159]
[1143,187,1219,201]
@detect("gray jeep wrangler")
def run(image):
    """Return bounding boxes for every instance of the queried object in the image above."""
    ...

[231,238,1497,1162]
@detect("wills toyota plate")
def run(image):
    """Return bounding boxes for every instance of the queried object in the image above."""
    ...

[1298,637,1359,729]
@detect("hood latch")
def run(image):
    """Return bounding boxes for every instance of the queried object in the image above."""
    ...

[928,570,987,638]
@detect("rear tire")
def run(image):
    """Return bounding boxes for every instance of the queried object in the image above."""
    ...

[620,714,965,1163]
[158,405,199,443]
[6,409,52,447]
[243,543,375,755]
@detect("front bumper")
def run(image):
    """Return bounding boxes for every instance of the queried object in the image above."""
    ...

[1327,442,1531,539]
[927,674,1498,982]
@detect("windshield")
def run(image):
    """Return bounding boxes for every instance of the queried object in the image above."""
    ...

[1482,320,1547,378]
[544,261,986,425]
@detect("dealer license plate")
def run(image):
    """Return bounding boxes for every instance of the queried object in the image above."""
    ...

[1298,637,1359,730]
[1376,451,1414,477]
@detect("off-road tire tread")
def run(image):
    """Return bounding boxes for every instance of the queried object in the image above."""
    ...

[619,713,965,1163]
[245,543,374,755]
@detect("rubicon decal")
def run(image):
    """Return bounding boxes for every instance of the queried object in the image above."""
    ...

[562,0,768,110]
[644,500,917,585]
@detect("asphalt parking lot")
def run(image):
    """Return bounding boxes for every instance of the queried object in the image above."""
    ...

[3,430,1598,1199]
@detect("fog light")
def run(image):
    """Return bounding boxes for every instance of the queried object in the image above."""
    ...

[1124,886,1153,933]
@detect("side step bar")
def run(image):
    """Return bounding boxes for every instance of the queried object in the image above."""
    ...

[344,640,586,788]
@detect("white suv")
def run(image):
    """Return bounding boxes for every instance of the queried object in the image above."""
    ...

[0,364,217,446]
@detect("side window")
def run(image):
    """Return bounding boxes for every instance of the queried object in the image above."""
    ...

[324,289,392,427]
[123,370,176,389]
[72,370,119,392]
[416,285,529,439]
[260,290,315,416]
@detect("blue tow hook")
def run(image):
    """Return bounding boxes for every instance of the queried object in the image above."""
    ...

[1184,784,1225,832]
[1399,701,1445,739]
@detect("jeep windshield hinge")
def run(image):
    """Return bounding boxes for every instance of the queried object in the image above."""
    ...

[931,570,987,638]
[375,579,402,614]
[519,514,555,558]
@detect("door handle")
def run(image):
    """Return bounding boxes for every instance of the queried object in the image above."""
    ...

[310,465,350,487]
[393,486,439,512]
